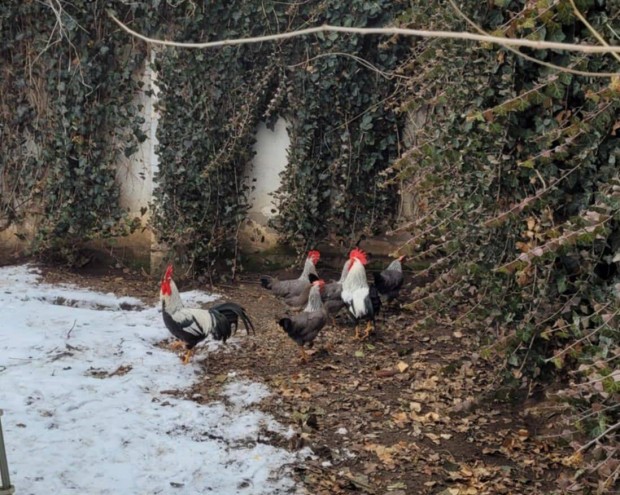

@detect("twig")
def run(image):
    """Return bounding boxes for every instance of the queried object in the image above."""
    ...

[106,11,620,58]
[287,51,411,80]
[543,308,620,363]
[569,0,620,64]
[66,319,77,339]
[484,162,582,227]
[577,421,620,453]
[447,0,619,78]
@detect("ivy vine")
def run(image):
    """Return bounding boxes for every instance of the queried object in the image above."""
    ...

[148,0,410,271]
[391,0,619,479]
[0,1,159,262]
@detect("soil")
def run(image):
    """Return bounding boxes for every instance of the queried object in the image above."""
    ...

[35,260,578,495]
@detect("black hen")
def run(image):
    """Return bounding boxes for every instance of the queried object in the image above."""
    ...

[374,255,405,302]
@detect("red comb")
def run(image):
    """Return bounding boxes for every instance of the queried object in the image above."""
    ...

[349,248,368,265]
[307,250,321,264]
[164,264,173,279]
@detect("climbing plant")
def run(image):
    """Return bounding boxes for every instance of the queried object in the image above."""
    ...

[0,0,156,262]
[391,0,619,485]
[150,0,410,270]
[1,0,409,269]
[269,1,409,247]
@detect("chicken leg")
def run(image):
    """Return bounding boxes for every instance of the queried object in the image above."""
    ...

[182,348,195,364]
[169,340,185,351]
[362,321,373,339]
[298,347,309,363]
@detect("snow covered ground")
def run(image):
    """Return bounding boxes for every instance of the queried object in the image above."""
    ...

[0,264,304,495]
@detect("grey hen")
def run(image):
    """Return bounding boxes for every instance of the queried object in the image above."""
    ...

[321,258,352,317]
[260,250,320,300]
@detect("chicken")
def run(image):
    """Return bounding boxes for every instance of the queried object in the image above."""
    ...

[321,258,352,317]
[374,255,405,302]
[160,265,254,364]
[281,278,318,311]
[341,248,381,340]
[277,280,328,362]
[260,250,320,301]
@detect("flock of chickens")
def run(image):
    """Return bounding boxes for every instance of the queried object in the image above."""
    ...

[159,248,405,363]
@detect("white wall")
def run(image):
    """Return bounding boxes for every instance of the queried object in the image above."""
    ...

[116,50,159,221]
[246,118,290,224]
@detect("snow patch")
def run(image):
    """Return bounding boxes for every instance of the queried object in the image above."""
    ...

[0,264,304,495]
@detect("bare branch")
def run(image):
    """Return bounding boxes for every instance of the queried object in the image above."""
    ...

[448,0,619,78]
[106,11,620,60]
[569,0,620,65]
[578,421,620,453]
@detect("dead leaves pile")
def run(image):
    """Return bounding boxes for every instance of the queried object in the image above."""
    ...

[193,283,579,495]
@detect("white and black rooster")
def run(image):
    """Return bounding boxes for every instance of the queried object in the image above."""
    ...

[160,265,254,364]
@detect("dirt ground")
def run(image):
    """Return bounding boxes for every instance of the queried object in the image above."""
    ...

[36,260,580,495]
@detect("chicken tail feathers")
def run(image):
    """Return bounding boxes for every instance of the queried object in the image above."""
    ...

[211,302,255,335]
[369,284,382,316]
[277,317,294,337]
[260,276,273,290]
[210,310,233,343]
[373,271,384,291]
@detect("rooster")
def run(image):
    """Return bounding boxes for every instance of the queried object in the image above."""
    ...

[260,251,320,302]
[277,280,328,362]
[160,265,255,364]
[374,255,405,302]
[341,248,381,339]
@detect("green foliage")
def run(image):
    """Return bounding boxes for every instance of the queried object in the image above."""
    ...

[0,0,151,261]
[150,0,409,270]
[151,2,278,269]
[395,0,619,477]
[270,1,407,247]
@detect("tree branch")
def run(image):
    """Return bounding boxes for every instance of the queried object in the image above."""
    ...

[106,11,620,59]
[569,0,620,65]
[578,421,620,453]
[447,0,619,78]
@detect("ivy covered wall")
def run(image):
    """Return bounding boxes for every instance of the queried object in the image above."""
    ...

[0,1,157,263]
[391,0,619,477]
[150,0,410,271]
[1,0,619,480]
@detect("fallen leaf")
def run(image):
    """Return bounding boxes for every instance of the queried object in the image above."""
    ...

[562,452,583,468]
[376,368,398,378]
[392,411,410,427]
[517,429,529,440]
[397,361,409,373]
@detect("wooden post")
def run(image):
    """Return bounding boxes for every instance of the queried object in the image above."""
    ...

[0,410,14,495]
